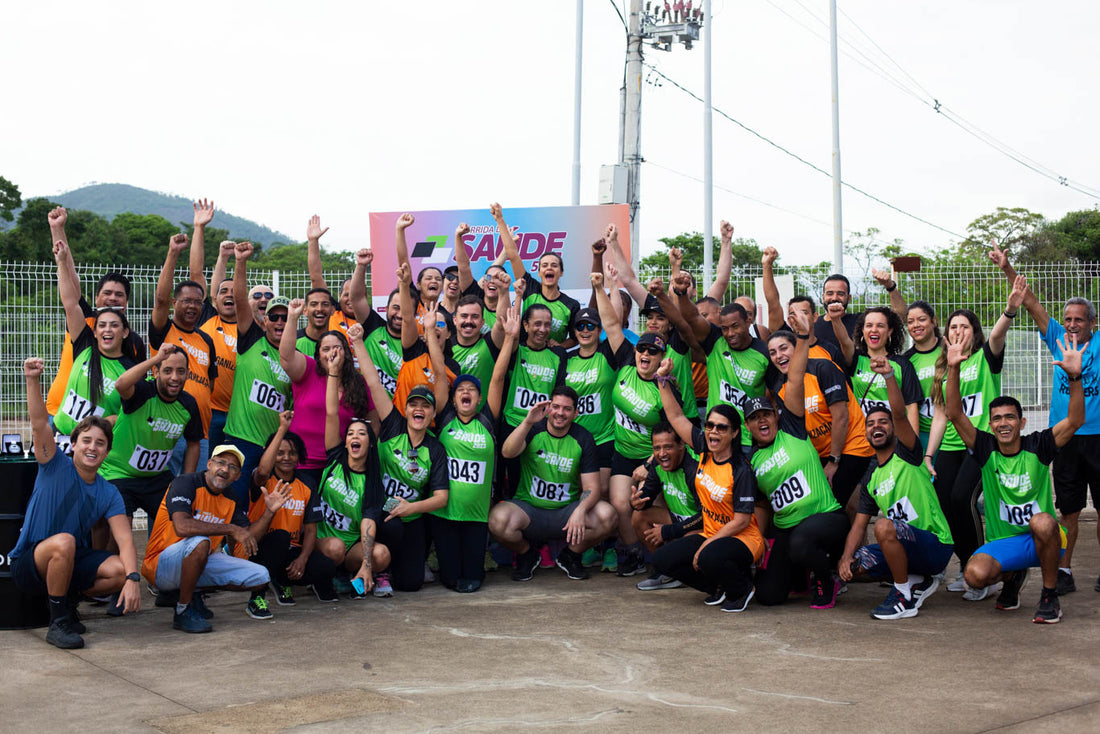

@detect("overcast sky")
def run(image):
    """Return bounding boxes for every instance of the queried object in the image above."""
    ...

[4,1,1098,267]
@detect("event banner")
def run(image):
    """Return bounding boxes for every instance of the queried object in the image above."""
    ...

[368,205,631,312]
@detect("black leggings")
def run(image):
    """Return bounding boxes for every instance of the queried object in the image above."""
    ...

[652,534,755,600]
[933,449,983,565]
[377,515,427,592]
[428,515,488,589]
[755,511,849,606]
[252,529,337,587]
[830,454,874,508]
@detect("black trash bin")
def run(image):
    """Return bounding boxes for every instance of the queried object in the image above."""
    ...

[0,456,49,630]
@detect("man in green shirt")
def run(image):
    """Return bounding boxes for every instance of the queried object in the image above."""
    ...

[490,387,617,581]
[946,329,1085,624]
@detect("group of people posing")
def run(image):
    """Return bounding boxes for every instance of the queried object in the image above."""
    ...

[11,201,1098,651]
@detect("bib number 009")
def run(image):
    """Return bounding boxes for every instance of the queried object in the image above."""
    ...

[769,470,810,512]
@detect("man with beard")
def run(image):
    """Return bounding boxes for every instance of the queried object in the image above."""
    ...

[453,219,512,333]
[348,247,405,395]
[306,214,359,340]
[296,287,335,356]
[450,273,509,411]
[837,355,954,620]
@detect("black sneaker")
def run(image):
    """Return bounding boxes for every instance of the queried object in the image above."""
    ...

[721,587,754,613]
[66,600,87,634]
[246,594,273,620]
[703,589,726,606]
[911,574,942,609]
[173,602,213,633]
[555,548,591,580]
[191,592,214,620]
[1056,569,1076,595]
[154,588,180,608]
[1033,591,1062,624]
[616,552,648,578]
[995,569,1029,611]
[46,618,85,649]
[105,591,126,617]
[274,585,295,606]
[313,578,340,603]
[512,547,541,582]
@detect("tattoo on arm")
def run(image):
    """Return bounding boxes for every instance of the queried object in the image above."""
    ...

[361,529,375,567]
[579,490,592,503]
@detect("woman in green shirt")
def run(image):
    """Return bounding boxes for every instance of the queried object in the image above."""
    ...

[901,301,942,464]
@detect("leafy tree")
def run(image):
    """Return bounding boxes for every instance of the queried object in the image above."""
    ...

[252,242,354,272]
[108,212,182,266]
[961,207,1046,262]
[639,231,763,276]
[1045,208,1100,261]
[0,197,61,261]
[0,176,21,222]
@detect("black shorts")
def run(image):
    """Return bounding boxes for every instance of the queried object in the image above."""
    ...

[509,499,581,543]
[12,543,113,596]
[112,473,174,518]
[610,450,647,478]
[595,441,614,470]
[1053,434,1100,515]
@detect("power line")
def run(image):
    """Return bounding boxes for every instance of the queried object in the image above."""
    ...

[642,63,967,239]
[607,0,627,32]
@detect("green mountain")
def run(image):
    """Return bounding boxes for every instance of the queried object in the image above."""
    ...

[24,183,294,245]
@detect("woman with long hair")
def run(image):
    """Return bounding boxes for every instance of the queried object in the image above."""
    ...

[902,301,943,463]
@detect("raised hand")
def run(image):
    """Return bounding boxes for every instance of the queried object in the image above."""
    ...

[396,213,415,231]
[1053,334,1084,379]
[591,238,607,256]
[605,261,620,283]
[512,274,526,300]
[647,277,665,296]
[278,410,294,431]
[590,271,605,290]
[493,269,513,290]
[868,354,893,375]
[871,269,895,290]
[356,248,373,267]
[234,241,254,261]
[526,400,550,423]
[988,239,1008,269]
[657,358,673,378]
[455,222,471,238]
[193,198,215,228]
[396,262,411,286]
[262,480,293,513]
[346,322,364,343]
[327,344,345,375]
[761,246,778,266]
[1008,274,1028,311]
[500,303,521,339]
[668,248,682,269]
[788,308,812,336]
[47,206,67,229]
[605,223,618,244]
[672,271,692,293]
[155,343,181,363]
[307,215,329,241]
[489,203,503,221]
[52,239,70,263]
[169,233,190,254]
[219,240,237,259]
[23,357,45,378]
[826,301,846,320]
[720,219,734,243]
[288,298,305,318]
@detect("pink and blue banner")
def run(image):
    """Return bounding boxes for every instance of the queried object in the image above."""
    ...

[368,205,631,311]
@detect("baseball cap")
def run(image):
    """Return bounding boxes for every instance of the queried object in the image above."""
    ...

[210,444,245,466]
[267,295,291,311]
[573,307,601,327]
[453,374,482,393]
[407,385,436,406]
[639,294,664,317]
[742,396,776,418]
[636,332,667,352]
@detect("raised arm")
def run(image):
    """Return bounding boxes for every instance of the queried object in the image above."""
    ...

[394,212,415,275]
[673,271,712,343]
[210,240,235,303]
[1051,335,1086,448]
[348,322,394,422]
[649,277,698,350]
[306,215,330,291]
[988,274,1027,357]
[656,359,695,445]
[871,268,907,320]
[232,241,255,334]
[944,333,977,450]
[397,262,418,350]
[491,203,526,282]
[782,311,812,417]
[828,301,856,367]
[988,241,1048,333]
[53,239,87,338]
[421,302,450,408]
[590,272,624,353]
[324,354,343,452]
[25,359,56,464]
[47,207,80,303]
[873,354,918,449]
[501,402,547,459]
[705,220,734,301]
[253,410,292,489]
[603,223,648,305]
[761,246,784,332]
[189,199,215,293]
[115,345,177,400]
[488,303,520,418]
[488,269,513,349]
[279,299,308,382]
[152,233,189,330]
[454,222,474,293]
[349,248,373,322]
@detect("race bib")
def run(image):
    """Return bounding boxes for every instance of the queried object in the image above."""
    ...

[860,398,889,415]
[530,476,571,503]
[919,397,934,420]
[448,458,487,485]
[318,498,351,531]
[249,379,286,412]
[769,469,811,513]
[128,443,172,474]
[575,392,602,416]
[377,368,398,395]
[382,473,418,501]
[959,393,983,419]
[885,496,919,524]
[1000,500,1040,527]
[719,380,746,407]
[513,387,548,410]
[616,408,645,433]
[61,389,106,423]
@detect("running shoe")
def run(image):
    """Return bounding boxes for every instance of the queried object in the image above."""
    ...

[46,618,84,649]
[246,595,273,620]
[912,574,942,609]
[871,588,918,620]
[703,589,726,606]
[173,602,212,633]
[617,552,648,578]
[66,599,87,633]
[995,569,1028,611]
[834,573,848,595]
[1033,591,1062,624]
[1056,569,1076,595]
[963,582,1002,601]
[636,573,683,591]
[274,585,295,606]
[946,574,967,592]
[555,548,591,580]
[538,545,555,569]
[721,587,754,613]
[810,576,841,609]
[373,571,394,597]
[581,547,602,568]
[455,579,482,593]
[192,592,214,619]
[512,547,541,582]
[333,575,354,596]
[147,583,160,598]
[601,548,618,573]
[313,578,340,603]
[105,592,125,617]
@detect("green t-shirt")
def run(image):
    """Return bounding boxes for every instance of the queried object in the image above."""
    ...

[751,410,841,528]
[503,343,566,428]
[433,405,496,522]
[315,444,383,548]
[702,325,771,446]
[847,354,923,418]
[514,420,599,509]
[939,343,1004,451]
[225,323,293,447]
[53,327,135,435]
[903,344,941,435]
[362,310,404,396]
[521,273,581,344]
[100,380,203,480]
[565,341,630,446]
[451,335,500,411]
[651,449,701,522]
[295,330,319,360]
[666,331,698,413]
[612,365,668,460]
[858,437,953,546]
[971,428,1060,542]
[376,411,449,522]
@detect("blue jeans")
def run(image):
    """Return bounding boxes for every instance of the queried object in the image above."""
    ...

[208,409,228,451]
[225,435,266,515]
[168,436,209,477]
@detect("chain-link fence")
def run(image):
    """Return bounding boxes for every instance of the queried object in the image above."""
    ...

[2,259,1097,436]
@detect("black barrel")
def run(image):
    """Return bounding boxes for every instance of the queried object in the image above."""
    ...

[0,457,49,630]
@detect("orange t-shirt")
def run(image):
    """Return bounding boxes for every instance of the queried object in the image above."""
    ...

[232,475,318,558]
[149,320,218,434]
[392,343,457,415]
[692,450,765,562]
[691,362,708,400]
[328,310,358,340]
[199,315,238,413]
[778,359,874,459]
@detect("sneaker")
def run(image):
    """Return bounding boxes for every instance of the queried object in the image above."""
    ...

[963,582,1002,601]
[555,548,591,580]
[946,574,967,592]
[313,578,340,603]
[636,573,683,591]
[105,591,125,617]
[147,583,160,598]
[538,545,555,569]
[703,589,726,606]
[274,585,295,606]
[789,570,812,598]
[810,576,841,609]
[721,587,755,613]
[154,588,180,608]
[996,570,1029,611]
[616,553,648,577]
[66,600,87,634]
[45,618,85,649]
[911,574,941,609]
[834,573,848,595]
[173,602,213,633]
[1033,591,1062,624]
[333,576,354,596]
[601,548,618,573]
[871,588,918,620]
[1056,569,1076,595]
[511,547,541,582]
[246,595,273,620]
[191,592,214,619]
[581,547,602,568]
[455,579,482,593]
[373,571,394,597]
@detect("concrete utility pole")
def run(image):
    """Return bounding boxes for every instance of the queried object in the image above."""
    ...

[571,0,583,206]
[702,0,713,292]
[624,0,644,276]
[829,0,844,274]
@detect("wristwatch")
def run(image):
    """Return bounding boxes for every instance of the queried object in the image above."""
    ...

[125,572,141,583]
[828,455,840,465]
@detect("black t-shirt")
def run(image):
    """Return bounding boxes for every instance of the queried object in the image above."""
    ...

[813,312,859,350]
[78,295,147,361]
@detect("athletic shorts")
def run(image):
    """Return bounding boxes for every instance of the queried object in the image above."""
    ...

[854,520,954,578]
[610,450,647,477]
[972,526,1067,573]
[153,536,270,590]
[595,441,614,470]
[1052,433,1100,515]
[12,543,113,596]
[112,473,174,518]
[508,499,581,543]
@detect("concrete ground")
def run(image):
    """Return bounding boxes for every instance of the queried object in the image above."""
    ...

[2,518,1098,734]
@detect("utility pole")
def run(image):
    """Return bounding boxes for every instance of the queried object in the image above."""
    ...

[624,0,643,276]
[829,0,844,274]
[702,0,713,292]
[571,0,583,206]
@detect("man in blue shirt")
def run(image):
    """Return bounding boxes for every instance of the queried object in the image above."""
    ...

[10,357,142,649]
[990,244,1100,594]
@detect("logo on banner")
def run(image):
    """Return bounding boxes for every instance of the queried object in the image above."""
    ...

[410,236,453,265]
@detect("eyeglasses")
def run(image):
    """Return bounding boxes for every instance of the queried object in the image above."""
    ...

[209,458,242,474]
[704,421,732,433]
[575,322,600,332]
[176,298,203,307]
[636,344,664,356]
[444,272,458,282]
[266,312,289,323]
[251,291,275,300]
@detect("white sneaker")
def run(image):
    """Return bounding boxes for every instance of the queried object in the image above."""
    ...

[963,582,1002,601]
[947,575,967,592]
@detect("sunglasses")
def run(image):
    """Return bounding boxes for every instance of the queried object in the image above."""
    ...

[704,421,732,433]
[575,322,600,332]
[266,312,289,323]
[250,291,275,300]
[444,272,458,282]
[636,344,664,356]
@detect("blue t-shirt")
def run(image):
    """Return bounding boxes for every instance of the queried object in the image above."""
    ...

[1040,321,1100,435]
[9,451,126,561]
[601,329,640,346]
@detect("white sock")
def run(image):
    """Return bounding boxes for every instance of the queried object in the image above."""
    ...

[1059,567,1072,574]
[895,580,913,600]
[175,602,188,615]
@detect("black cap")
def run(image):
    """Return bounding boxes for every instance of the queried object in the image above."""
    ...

[636,332,667,352]
[573,307,601,327]
[444,265,459,275]
[639,294,664,316]
[407,385,436,406]
[742,396,775,418]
